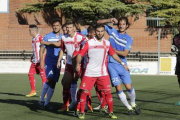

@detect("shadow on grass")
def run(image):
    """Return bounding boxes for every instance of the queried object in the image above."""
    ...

[0,92,28,97]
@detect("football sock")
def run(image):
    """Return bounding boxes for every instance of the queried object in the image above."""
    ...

[40,82,49,102]
[28,73,35,91]
[95,86,102,103]
[80,90,88,113]
[70,81,77,103]
[44,87,54,106]
[127,87,136,106]
[103,90,113,113]
[40,72,46,85]
[100,91,107,108]
[63,87,71,106]
[87,92,92,106]
[117,90,132,109]
[76,89,81,111]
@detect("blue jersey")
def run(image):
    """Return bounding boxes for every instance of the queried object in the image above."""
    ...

[43,32,62,65]
[77,29,88,36]
[105,25,133,64]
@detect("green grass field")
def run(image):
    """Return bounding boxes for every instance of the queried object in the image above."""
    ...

[0,74,180,120]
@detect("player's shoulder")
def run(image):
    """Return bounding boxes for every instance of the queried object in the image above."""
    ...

[45,32,54,36]
[104,39,111,45]
[61,34,68,39]
[76,32,85,38]
[124,33,133,41]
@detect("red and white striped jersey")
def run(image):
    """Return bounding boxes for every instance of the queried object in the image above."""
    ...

[31,34,42,63]
[79,37,115,77]
[61,32,85,65]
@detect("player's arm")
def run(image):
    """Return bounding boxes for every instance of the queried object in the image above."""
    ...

[30,53,34,62]
[42,48,46,61]
[41,40,61,47]
[109,45,129,71]
[57,39,65,68]
[39,45,46,70]
[57,50,64,68]
[97,18,118,24]
[115,37,133,57]
[113,49,129,57]
[76,54,82,72]
[76,42,89,72]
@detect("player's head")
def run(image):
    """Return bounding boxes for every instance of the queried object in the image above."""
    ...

[178,21,180,33]
[95,24,105,40]
[62,23,67,35]
[74,17,85,31]
[29,24,38,36]
[87,25,95,39]
[52,18,61,34]
[117,17,130,33]
[65,19,76,36]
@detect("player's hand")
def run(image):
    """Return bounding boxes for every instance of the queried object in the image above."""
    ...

[73,72,79,82]
[123,65,130,71]
[76,64,80,72]
[40,62,44,70]
[110,18,118,24]
[41,40,45,45]
[57,61,61,69]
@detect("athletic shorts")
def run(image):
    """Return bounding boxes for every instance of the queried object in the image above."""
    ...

[45,64,60,82]
[108,63,131,86]
[79,75,111,91]
[29,63,45,75]
[65,63,81,78]
[175,55,180,75]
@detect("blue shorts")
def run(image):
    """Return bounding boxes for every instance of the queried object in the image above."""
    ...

[108,63,131,86]
[45,64,60,82]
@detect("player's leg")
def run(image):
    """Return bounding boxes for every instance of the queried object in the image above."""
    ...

[77,76,96,119]
[108,63,133,115]
[37,63,47,86]
[26,63,36,97]
[175,58,180,88]
[174,58,180,105]
[61,71,73,111]
[97,75,117,119]
[39,64,53,109]
[44,65,60,110]
[122,70,141,115]
[93,84,107,111]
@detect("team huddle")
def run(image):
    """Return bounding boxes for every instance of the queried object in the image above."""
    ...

[27,17,141,119]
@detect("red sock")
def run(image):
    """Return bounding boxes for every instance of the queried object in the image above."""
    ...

[40,72,46,85]
[28,73,35,91]
[87,92,92,106]
[103,90,113,113]
[63,88,71,106]
[95,86,101,103]
[100,91,107,108]
[76,89,81,111]
[80,90,88,113]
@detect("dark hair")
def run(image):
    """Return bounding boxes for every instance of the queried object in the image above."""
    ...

[95,24,105,30]
[65,19,75,26]
[62,23,66,28]
[178,21,180,25]
[52,18,61,25]
[75,17,85,26]
[117,17,130,28]
[87,25,95,33]
[29,24,37,28]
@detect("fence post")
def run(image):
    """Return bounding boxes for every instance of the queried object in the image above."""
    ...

[157,28,162,75]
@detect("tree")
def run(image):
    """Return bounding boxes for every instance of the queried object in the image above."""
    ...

[144,0,180,26]
[17,0,146,23]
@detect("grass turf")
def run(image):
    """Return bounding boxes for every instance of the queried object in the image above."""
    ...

[0,74,180,120]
